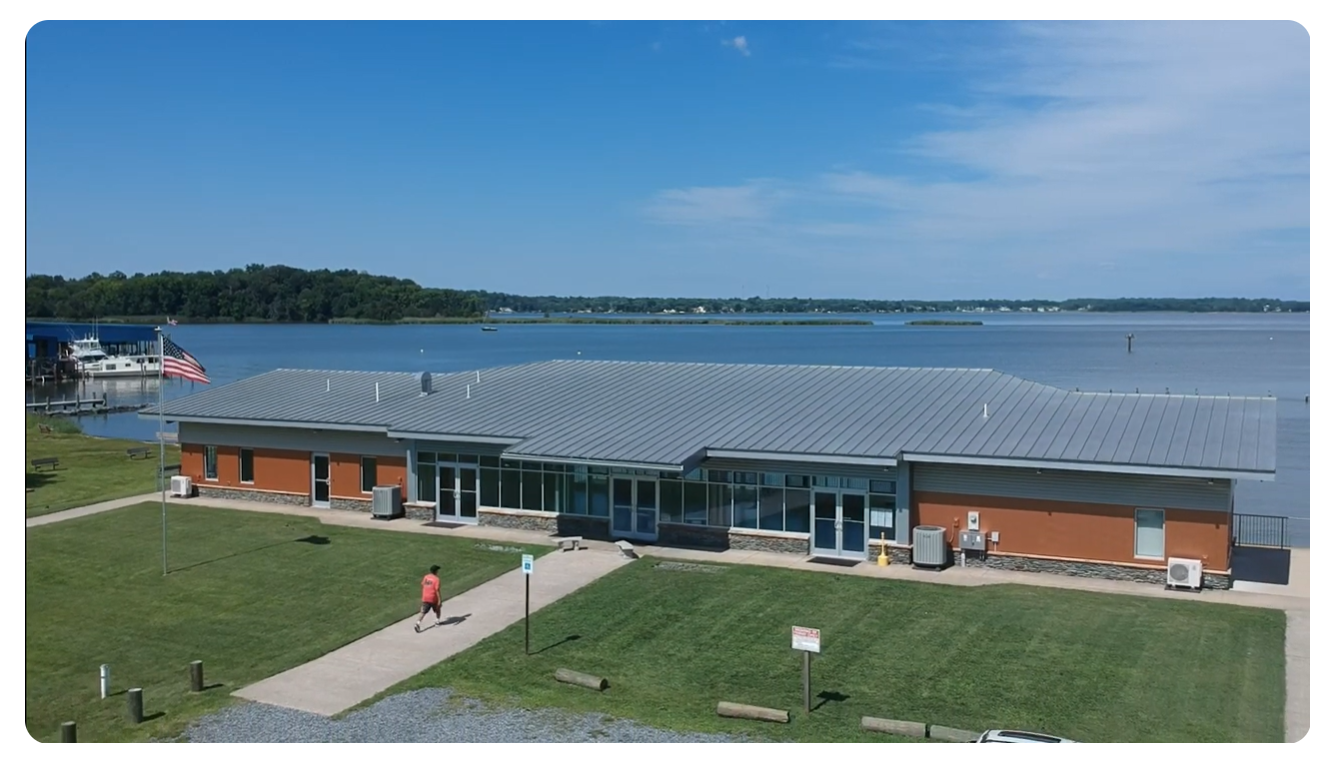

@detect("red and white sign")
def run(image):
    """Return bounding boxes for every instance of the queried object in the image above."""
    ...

[791,626,821,653]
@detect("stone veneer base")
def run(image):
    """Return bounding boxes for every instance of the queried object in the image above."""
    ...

[866,544,1230,590]
[727,531,810,555]
[195,485,311,507]
[478,509,559,534]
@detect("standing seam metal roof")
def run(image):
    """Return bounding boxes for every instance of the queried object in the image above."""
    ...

[143,360,1278,476]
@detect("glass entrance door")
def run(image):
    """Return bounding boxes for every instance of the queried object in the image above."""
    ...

[436,465,456,521]
[311,454,330,508]
[612,477,659,541]
[459,467,478,520]
[810,490,867,559]
[812,491,839,556]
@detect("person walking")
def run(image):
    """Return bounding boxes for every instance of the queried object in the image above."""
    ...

[415,564,442,633]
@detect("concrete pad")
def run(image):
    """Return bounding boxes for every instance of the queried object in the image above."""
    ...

[1286,609,1309,743]
[232,547,630,716]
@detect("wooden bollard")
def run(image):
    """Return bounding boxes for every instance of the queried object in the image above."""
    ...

[928,724,980,742]
[553,668,608,691]
[189,660,203,692]
[60,721,76,742]
[716,701,790,724]
[127,688,144,724]
[861,716,927,738]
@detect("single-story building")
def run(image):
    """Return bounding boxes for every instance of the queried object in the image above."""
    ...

[140,360,1277,589]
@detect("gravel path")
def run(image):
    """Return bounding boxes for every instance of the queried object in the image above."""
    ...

[178,688,753,743]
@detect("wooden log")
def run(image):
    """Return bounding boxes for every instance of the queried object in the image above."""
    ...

[554,668,608,691]
[928,724,980,742]
[716,701,790,724]
[861,716,927,738]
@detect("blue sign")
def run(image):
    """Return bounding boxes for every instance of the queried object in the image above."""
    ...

[521,554,534,575]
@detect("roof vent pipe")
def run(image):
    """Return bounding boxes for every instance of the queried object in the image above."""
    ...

[375,382,380,403]
[466,384,471,400]
[476,370,480,383]
[326,379,330,392]
[418,372,432,396]
[983,403,989,419]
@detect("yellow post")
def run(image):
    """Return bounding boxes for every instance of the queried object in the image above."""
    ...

[877,532,889,567]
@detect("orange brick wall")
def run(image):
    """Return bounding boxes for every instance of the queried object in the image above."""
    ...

[182,443,407,502]
[913,491,1231,570]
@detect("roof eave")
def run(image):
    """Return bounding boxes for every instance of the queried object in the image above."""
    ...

[703,448,898,469]
[899,452,1275,482]
[137,412,390,434]
[389,430,523,446]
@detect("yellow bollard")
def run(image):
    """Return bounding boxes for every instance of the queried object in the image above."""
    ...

[877,532,889,567]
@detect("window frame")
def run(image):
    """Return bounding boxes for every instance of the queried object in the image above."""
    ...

[239,448,254,484]
[1134,507,1166,560]
[360,456,377,494]
[204,445,218,481]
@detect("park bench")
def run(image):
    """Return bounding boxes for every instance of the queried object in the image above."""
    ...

[31,457,60,471]
[126,446,151,459]
[614,540,638,559]
[555,536,582,552]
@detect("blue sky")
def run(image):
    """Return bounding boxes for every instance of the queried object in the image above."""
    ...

[26,21,1309,300]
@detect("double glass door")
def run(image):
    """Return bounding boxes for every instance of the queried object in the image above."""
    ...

[436,464,479,523]
[611,477,658,541]
[811,490,866,559]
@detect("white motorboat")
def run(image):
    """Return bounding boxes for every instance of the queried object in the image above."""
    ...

[68,335,161,378]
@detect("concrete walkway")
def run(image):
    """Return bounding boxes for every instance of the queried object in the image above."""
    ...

[232,547,631,716]
[25,492,160,528]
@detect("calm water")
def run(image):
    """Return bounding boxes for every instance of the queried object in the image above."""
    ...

[30,312,1310,544]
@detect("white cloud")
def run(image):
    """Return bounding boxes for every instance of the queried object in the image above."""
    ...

[723,35,751,57]
[642,182,786,225]
[646,22,1309,297]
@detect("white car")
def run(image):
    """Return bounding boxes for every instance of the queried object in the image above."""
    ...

[976,729,1077,743]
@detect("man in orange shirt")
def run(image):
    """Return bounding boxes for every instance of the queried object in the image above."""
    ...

[414,564,442,633]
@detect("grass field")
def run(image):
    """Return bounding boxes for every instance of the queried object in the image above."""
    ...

[25,414,181,517]
[383,558,1287,743]
[25,503,548,742]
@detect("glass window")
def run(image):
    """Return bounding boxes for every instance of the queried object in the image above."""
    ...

[521,466,543,510]
[502,460,520,469]
[543,463,565,473]
[1135,508,1166,559]
[842,477,869,490]
[870,479,897,495]
[417,461,437,503]
[733,471,758,486]
[707,484,732,527]
[590,466,608,475]
[239,448,254,483]
[204,446,218,480]
[869,493,895,544]
[684,468,703,481]
[762,472,785,487]
[458,454,478,465]
[361,456,377,493]
[707,470,729,483]
[813,476,837,488]
[660,480,683,524]
[437,453,457,464]
[418,451,436,465]
[683,481,707,525]
[732,484,758,528]
[785,474,810,488]
[543,471,563,513]
[500,467,521,508]
[759,487,785,531]
[522,461,542,471]
[566,471,588,515]
[588,474,609,517]
[481,467,500,507]
[480,455,500,467]
[785,489,810,533]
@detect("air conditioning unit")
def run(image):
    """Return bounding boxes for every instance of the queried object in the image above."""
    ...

[169,475,192,498]
[371,484,403,519]
[1166,557,1202,590]
[912,526,948,569]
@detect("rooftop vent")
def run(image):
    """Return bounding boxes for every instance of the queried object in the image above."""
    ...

[418,372,432,396]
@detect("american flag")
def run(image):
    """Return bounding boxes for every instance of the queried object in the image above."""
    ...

[162,335,210,384]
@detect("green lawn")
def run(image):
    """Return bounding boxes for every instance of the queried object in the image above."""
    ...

[25,503,548,742]
[25,414,181,517]
[382,558,1287,743]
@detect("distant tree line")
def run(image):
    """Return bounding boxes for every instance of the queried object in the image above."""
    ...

[24,265,1309,322]
[25,265,484,322]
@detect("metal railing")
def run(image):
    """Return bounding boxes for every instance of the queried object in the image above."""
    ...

[1232,513,1289,550]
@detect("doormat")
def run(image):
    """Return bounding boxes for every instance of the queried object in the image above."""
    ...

[807,557,860,568]
[424,521,464,529]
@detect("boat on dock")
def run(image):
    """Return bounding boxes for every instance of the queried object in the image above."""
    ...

[481,325,499,332]
[68,335,161,378]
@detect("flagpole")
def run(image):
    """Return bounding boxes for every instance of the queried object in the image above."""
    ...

[158,325,167,577]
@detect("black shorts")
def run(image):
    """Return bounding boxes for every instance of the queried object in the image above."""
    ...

[421,601,440,615]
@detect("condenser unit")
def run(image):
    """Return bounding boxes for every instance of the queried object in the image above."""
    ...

[169,475,192,498]
[1165,557,1202,590]
[912,526,948,569]
[371,484,403,519]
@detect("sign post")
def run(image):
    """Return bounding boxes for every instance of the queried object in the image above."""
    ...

[522,554,534,655]
[791,626,821,714]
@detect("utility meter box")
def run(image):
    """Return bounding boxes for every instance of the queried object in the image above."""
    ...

[967,511,980,531]
[959,530,987,551]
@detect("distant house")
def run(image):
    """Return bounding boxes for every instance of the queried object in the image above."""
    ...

[143,360,1277,589]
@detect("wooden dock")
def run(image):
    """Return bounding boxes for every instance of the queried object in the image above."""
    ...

[24,395,143,416]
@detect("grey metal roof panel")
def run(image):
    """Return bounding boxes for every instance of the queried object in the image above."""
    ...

[146,359,1278,476]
